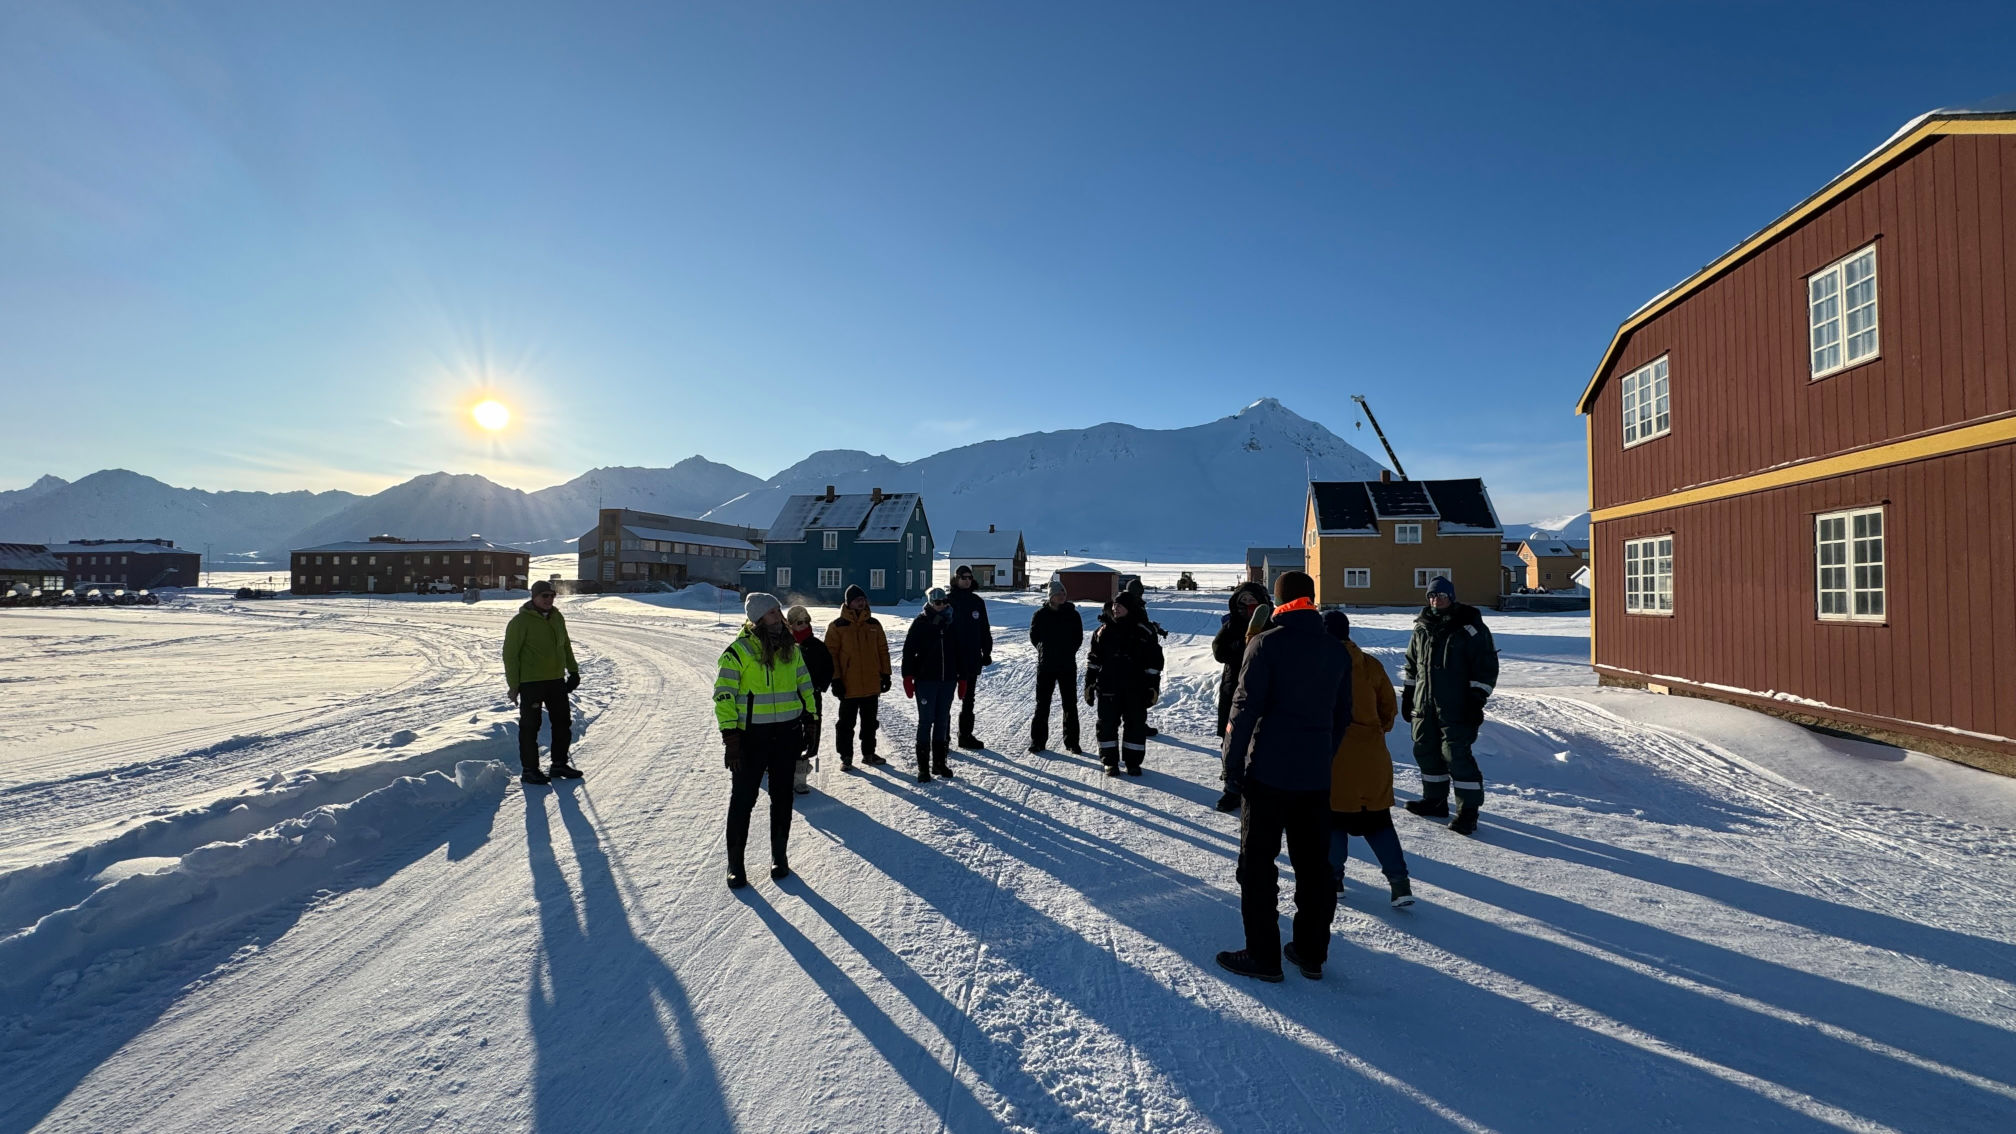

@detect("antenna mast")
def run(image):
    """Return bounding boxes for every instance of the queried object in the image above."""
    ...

[1350,395,1408,480]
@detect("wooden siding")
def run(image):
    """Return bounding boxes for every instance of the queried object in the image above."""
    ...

[1589,133,2016,511]
[1589,443,2016,752]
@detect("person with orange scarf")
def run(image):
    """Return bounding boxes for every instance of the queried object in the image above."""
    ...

[1215,570,1354,984]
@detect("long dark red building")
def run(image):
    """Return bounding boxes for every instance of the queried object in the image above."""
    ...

[1578,104,2016,774]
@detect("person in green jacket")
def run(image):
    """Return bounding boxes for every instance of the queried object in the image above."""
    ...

[504,580,582,785]
[1401,575,1499,836]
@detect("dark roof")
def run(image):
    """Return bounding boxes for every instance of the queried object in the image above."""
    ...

[0,543,69,574]
[1310,483,1376,533]
[766,492,923,544]
[1309,478,1501,535]
[1368,480,1437,517]
[1243,546,1302,569]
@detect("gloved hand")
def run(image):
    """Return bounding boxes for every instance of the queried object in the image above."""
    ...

[1466,689,1488,726]
[903,676,916,699]
[880,674,891,694]
[981,654,992,668]
[802,715,820,758]
[1401,686,1415,722]
[565,671,581,693]
[508,686,519,706]
[1084,684,1097,707]
[721,729,742,772]
[1215,789,1242,814]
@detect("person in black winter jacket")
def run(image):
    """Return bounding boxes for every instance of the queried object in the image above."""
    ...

[1216,570,1353,984]
[1213,582,1271,737]
[1085,590,1163,777]
[786,606,834,795]
[1028,581,1085,754]
[946,566,994,749]
[1401,575,1500,836]
[902,588,960,782]
[1120,577,1169,738]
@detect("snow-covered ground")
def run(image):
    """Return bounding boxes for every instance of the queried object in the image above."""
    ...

[2,575,2014,1132]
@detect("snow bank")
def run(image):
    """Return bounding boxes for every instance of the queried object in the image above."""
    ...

[0,762,513,1011]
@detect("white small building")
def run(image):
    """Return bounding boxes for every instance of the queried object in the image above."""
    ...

[948,526,1027,590]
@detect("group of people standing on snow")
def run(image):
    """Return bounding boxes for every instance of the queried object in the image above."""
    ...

[501,563,1500,980]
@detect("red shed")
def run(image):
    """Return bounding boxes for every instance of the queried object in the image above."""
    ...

[1051,562,1121,603]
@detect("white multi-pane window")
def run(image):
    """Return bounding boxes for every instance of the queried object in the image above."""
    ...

[775,567,793,589]
[1621,356,1671,447]
[1394,523,1422,544]
[906,569,914,590]
[869,569,886,590]
[1623,535,1674,614]
[906,534,914,553]
[1413,568,1452,589]
[1816,507,1885,621]
[818,568,842,590]
[823,531,840,551]
[1810,246,1878,378]
[1344,568,1371,588]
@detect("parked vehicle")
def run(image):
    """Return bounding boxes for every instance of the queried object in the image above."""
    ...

[419,580,461,594]
[1176,572,1199,591]
[137,589,160,605]
[233,587,277,600]
[58,589,78,606]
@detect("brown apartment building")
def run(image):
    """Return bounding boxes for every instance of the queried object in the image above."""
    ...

[1578,104,2016,771]
[291,535,530,595]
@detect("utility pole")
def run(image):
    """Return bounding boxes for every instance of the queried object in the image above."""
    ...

[1350,395,1408,480]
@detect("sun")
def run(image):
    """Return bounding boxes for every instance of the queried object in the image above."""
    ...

[472,399,511,431]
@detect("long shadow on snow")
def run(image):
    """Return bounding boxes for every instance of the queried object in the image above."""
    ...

[741,885,1100,1133]
[802,790,1843,1133]
[956,748,1236,854]
[0,795,503,1134]
[1484,812,2016,989]
[524,786,731,1133]
[1403,852,2016,1131]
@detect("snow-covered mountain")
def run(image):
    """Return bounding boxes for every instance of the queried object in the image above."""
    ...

[1505,511,1591,543]
[281,459,765,557]
[1,402,1387,564]
[704,398,1387,559]
[0,470,362,565]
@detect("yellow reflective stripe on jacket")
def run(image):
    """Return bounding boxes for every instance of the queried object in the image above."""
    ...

[712,633,816,730]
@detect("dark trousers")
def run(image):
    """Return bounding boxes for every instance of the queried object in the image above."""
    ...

[517,678,572,771]
[1095,695,1148,769]
[1328,809,1409,884]
[1031,663,1080,749]
[916,681,955,763]
[957,673,980,740]
[725,722,799,872]
[1412,712,1484,809]
[835,696,880,759]
[1237,779,1336,967]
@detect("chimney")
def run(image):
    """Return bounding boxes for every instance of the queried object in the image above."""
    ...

[871,487,884,504]
[1380,470,1392,483]
[988,524,995,534]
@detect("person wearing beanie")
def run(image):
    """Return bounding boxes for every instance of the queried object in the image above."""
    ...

[1215,569,1352,983]
[1083,589,1163,777]
[785,605,835,794]
[712,593,818,888]
[1120,576,1168,738]
[946,565,995,749]
[902,587,960,782]
[503,579,582,784]
[1028,580,1086,755]
[1321,610,1414,907]
[1401,574,1498,836]
[824,584,892,769]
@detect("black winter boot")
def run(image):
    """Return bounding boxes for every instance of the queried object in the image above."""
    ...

[932,756,953,778]
[917,754,933,784]
[770,857,791,881]
[1283,942,1322,981]
[958,734,983,751]
[521,766,551,786]
[1405,798,1450,819]
[549,760,583,779]
[1215,949,1284,983]
[863,752,887,767]
[1449,807,1479,836]
[1389,876,1416,907]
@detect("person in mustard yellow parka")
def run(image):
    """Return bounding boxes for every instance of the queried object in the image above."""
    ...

[1322,610,1415,908]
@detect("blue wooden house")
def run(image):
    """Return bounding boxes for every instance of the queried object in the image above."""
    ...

[760,487,934,605]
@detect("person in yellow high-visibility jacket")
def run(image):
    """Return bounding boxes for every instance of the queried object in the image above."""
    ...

[715,592,817,889]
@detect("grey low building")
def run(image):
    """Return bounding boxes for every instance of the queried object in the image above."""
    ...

[1243,546,1303,587]
[577,508,765,589]
[0,543,70,592]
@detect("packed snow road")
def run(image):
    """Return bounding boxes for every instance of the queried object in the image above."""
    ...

[2,587,2015,1132]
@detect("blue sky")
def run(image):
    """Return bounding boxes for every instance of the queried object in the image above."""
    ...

[2,1,2011,523]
